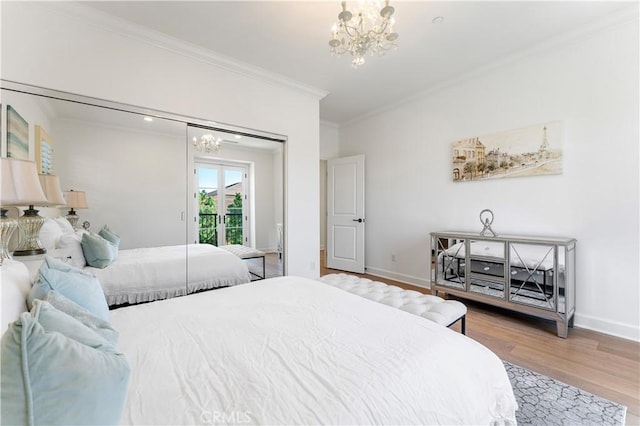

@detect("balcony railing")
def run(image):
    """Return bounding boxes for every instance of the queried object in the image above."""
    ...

[198,213,243,246]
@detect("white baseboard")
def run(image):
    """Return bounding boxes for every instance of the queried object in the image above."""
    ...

[573,312,640,342]
[364,267,431,289]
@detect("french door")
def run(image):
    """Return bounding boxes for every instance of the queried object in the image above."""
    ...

[195,161,249,246]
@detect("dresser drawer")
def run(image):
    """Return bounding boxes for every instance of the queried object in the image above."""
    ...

[469,259,504,278]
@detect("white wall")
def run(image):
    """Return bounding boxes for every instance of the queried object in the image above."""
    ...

[1,2,323,277]
[320,121,340,160]
[319,121,340,250]
[319,160,327,251]
[339,18,639,340]
[54,118,187,250]
[272,148,284,254]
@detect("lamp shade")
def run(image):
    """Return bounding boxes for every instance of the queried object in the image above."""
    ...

[63,190,88,209]
[38,174,66,206]
[1,158,19,204]
[0,158,48,206]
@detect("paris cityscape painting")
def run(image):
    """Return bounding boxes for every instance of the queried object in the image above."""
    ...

[452,121,563,182]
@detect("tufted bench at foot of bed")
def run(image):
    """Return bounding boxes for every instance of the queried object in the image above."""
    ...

[220,245,266,281]
[318,273,467,334]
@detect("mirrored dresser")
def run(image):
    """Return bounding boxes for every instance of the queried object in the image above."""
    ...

[430,232,576,337]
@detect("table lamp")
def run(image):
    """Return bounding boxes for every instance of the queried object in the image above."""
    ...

[0,159,51,257]
[63,190,88,229]
[1,158,20,263]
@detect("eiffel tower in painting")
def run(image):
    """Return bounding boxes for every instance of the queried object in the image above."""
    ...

[539,126,550,153]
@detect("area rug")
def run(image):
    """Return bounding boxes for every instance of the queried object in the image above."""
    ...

[504,361,627,425]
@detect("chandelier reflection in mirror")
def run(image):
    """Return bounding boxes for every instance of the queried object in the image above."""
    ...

[193,133,221,153]
[329,0,398,68]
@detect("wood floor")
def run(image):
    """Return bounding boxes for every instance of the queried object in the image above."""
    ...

[320,253,640,424]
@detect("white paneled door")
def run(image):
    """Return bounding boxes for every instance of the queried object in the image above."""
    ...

[327,155,365,273]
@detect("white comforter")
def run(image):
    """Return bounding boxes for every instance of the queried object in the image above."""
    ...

[110,276,517,425]
[87,244,251,305]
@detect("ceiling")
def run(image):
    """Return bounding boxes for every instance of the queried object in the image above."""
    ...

[82,1,633,125]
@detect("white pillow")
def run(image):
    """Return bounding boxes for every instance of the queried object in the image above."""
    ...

[0,259,32,334]
[54,217,75,235]
[39,218,64,252]
[56,231,87,269]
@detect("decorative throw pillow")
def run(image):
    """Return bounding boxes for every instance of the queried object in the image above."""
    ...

[28,267,109,321]
[39,218,64,252]
[53,216,75,234]
[45,291,119,346]
[32,299,113,350]
[0,260,32,334]
[0,301,130,426]
[41,254,85,275]
[56,230,87,268]
[98,225,121,248]
[81,232,118,269]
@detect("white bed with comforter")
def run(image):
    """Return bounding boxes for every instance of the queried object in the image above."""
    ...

[111,276,517,425]
[87,244,251,306]
[37,217,252,306]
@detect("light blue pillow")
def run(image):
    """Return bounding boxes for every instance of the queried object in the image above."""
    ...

[28,267,109,321]
[98,225,120,248]
[81,232,118,269]
[0,301,130,426]
[41,254,85,274]
[45,291,119,346]
[32,299,112,349]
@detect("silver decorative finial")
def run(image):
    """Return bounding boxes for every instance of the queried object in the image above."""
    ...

[479,209,497,237]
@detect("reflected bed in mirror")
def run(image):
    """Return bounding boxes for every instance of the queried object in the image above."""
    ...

[1,83,285,305]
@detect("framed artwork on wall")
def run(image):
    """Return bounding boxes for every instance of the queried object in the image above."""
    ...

[6,105,29,160]
[452,121,563,182]
[35,125,54,174]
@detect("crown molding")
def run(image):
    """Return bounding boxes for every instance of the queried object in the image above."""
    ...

[41,2,328,101]
[320,120,339,129]
[341,3,639,128]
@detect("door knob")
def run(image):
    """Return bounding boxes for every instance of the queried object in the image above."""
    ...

[352,218,365,223]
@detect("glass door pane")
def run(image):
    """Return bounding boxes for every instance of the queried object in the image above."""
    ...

[508,243,556,311]
[434,237,466,290]
[197,166,220,246]
[222,168,245,245]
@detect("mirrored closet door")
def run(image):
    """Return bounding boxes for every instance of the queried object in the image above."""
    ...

[187,124,285,280]
[1,87,190,250]
[1,83,285,304]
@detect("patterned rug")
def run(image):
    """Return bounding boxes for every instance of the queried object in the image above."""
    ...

[504,361,627,425]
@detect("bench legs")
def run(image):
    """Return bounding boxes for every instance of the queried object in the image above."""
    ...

[247,255,266,281]
[447,315,466,335]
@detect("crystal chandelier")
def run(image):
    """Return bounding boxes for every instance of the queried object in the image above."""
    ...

[329,1,398,68]
[193,133,221,153]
